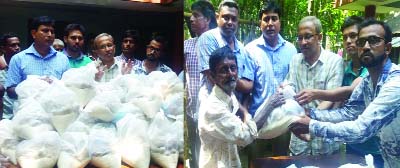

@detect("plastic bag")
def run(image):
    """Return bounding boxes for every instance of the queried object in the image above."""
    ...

[258,85,305,139]
[83,91,122,122]
[16,131,61,168]
[162,93,184,119]
[15,75,50,101]
[57,132,90,168]
[0,119,19,164]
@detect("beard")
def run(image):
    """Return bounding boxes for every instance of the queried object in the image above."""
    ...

[220,77,237,94]
[360,52,385,68]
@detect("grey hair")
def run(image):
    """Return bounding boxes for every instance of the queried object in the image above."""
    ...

[299,16,322,34]
[53,38,64,46]
[94,33,114,49]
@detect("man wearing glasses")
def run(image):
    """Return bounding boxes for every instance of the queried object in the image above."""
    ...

[132,34,172,75]
[290,18,400,168]
[285,16,344,156]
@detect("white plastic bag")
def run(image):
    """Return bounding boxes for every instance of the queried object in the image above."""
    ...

[83,91,122,122]
[258,85,305,139]
[162,93,184,119]
[0,119,19,164]
[57,132,90,168]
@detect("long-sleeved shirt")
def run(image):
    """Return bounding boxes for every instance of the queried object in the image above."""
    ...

[286,47,344,155]
[198,85,257,168]
[310,59,400,168]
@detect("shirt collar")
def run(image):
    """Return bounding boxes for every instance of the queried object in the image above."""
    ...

[25,43,57,59]
[301,46,327,66]
[217,28,240,52]
[213,85,233,108]
[257,34,286,51]
[63,49,84,60]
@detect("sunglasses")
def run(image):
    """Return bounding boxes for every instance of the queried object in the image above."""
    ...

[355,36,385,47]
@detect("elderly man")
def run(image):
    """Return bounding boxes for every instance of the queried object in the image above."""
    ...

[53,38,64,52]
[285,16,344,156]
[198,46,258,168]
[184,1,217,167]
[197,0,254,103]
[0,32,21,119]
[91,33,132,82]
[5,16,70,99]
[290,19,400,168]
[63,23,92,68]
[132,34,172,75]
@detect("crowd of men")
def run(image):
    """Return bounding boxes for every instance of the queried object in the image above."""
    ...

[184,0,399,168]
[0,15,173,120]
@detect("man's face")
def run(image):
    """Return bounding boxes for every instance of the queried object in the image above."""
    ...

[357,24,388,68]
[64,30,84,52]
[297,21,321,57]
[260,12,281,40]
[217,6,239,38]
[3,37,20,57]
[94,36,115,62]
[146,40,163,61]
[121,37,136,55]
[342,25,358,57]
[31,25,55,47]
[213,58,238,94]
[190,10,210,35]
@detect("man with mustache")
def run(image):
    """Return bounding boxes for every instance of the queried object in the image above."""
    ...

[5,16,70,99]
[63,23,92,68]
[197,0,254,104]
[293,16,384,167]
[132,34,172,75]
[290,18,400,168]
[198,46,258,168]
[285,16,344,156]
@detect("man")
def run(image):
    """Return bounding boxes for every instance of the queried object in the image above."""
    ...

[115,29,142,67]
[5,16,70,99]
[196,0,254,103]
[285,16,344,156]
[63,23,92,68]
[53,38,64,52]
[293,16,383,167]
[290,19,400,168]
[132,34,172,75]
[91,33,132,82]
[184,1,216,167]
[0,33,21,119]
[198,46,258,168]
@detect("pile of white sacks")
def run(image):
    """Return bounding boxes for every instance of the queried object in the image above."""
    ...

[0,65,184,168]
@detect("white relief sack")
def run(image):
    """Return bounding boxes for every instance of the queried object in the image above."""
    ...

[258,85,305,139]
[0,119,19,165]
[57,132,90,168]
[83,91,122,122]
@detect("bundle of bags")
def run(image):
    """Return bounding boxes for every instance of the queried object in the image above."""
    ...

[0,66,184,168]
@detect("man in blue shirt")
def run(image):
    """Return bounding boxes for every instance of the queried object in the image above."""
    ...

[290,19,400,168]
[5,16,70,99]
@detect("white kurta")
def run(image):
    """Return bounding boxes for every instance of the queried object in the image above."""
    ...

[198,86,257,168]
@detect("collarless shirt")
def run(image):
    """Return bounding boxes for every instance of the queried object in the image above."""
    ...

[286,47,344,155]
[63,49,92,68]
[342,60,368,86]
[245,34,297,116]
[184,37,200,118]
[310,59,400,168]
[198,85,257,168]
[5,44,70,88]
[132,60,172,75]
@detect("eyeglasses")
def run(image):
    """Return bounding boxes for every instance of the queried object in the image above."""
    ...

[297,34,318,42]
[98,43,114,50]
[147,45,161,53]
[343,32,358,41]
[263,16,279,22]
[355,36,385,47]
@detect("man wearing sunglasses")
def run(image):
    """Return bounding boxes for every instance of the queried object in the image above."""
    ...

[244,1,297,157]
[285,16,344,156]
[290,19,400,168]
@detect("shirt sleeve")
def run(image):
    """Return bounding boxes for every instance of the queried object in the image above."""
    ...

[196,34,218,73]
[5,55,22,88]
[238,50,255,81]
[310,75,400,143]
[325,56,344,90]
[199,98,257,147]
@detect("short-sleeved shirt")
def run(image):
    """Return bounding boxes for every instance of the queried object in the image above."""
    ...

[310,59,400,167]
[342,60,368,86]
[245,34,297,116]
[285,47,344,155]
[196,28,254,100]
[184,37,200,118]
[0,69,14,119]
[132,60,172,75]
[63,50,92,68]
[5,44,70,88]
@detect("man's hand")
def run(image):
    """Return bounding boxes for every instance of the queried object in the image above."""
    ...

[40,76,53,84]
[267,92,285,109]
[95,64,107,82]
[289,116,311,141]
[295,89,317,105]
[0,155,19,168]
[121,59,133,75]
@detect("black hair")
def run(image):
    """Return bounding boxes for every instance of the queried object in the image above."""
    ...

[358,18,392,43]
[218,0,239,13]
[209,46,237,74]
[151,32,167,49]
[64,23,86,37]
[191,0,217,29]
[0,32,19,46]
[122,29,140,41]
[341,16,363,32]
[259,1,281,20]
[29,16,55,31]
